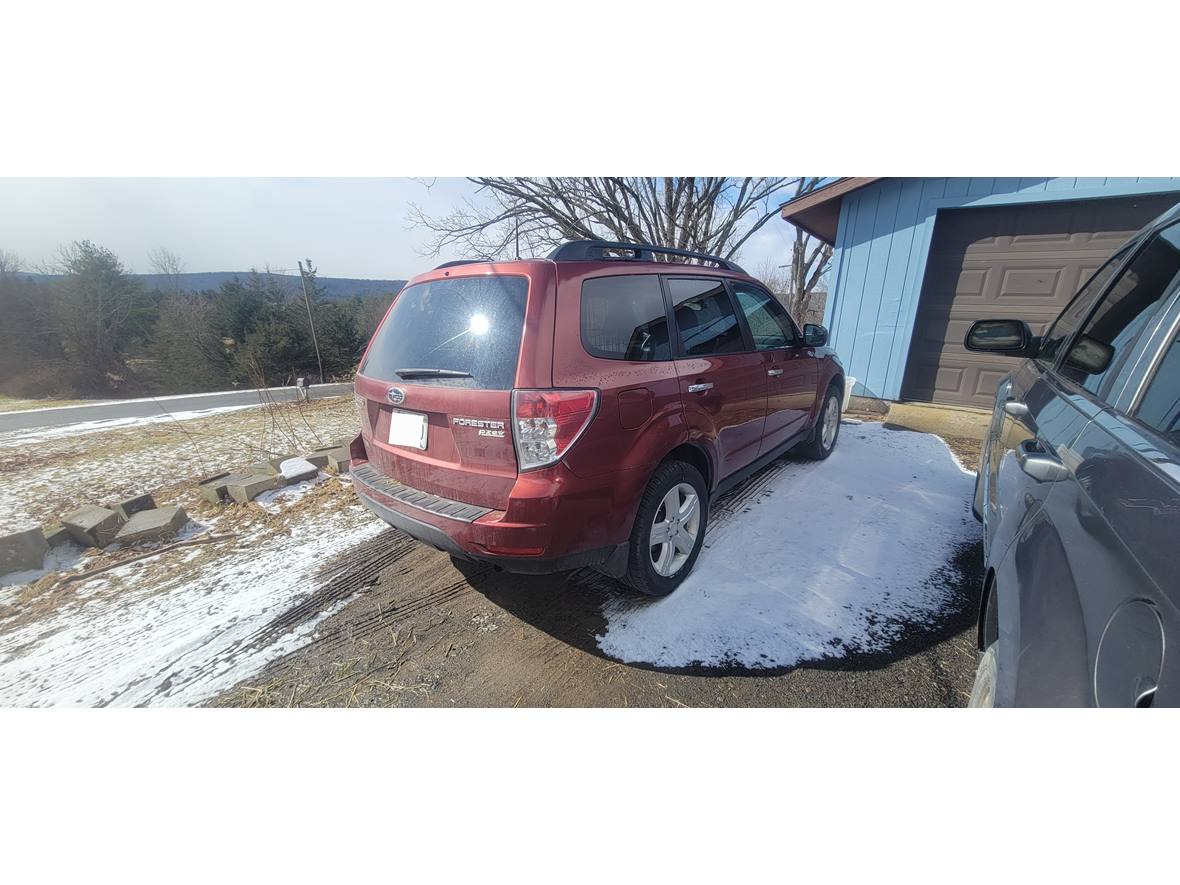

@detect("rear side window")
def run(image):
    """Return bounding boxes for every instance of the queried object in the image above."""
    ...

[667,278,746,356]
[580,275,671,361]
[1135,329,1180,445]
[732,283,798,349]
[359,275,527,389]
[1061,224,1180,396]
[1037,246,1128,366]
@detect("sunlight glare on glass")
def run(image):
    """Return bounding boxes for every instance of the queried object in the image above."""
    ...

[469,313,490,335]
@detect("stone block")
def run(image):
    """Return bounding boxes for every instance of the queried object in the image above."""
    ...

[198,472,252,504]
[247,461,280,475]
[0,528,49,576]
[115,506,189,544]
[279,457,319,484]
[326,448,351,474]
[113,493,156,520]
[301,452,330,469]
[267,453,299,471]
[43,525,71,548]
[226,474,280,503]
[62,505,125,548]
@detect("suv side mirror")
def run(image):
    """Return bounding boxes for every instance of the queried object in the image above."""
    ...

[964,319,1039,357]
[802,323,828,347]
[1063,333,1114,376]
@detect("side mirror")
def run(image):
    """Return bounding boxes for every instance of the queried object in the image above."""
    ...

[1063,333,1114,376]
[964,319,1039,357]
[802,323,828,347]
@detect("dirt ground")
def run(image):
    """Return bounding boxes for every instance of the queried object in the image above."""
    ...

[216,418,987,708]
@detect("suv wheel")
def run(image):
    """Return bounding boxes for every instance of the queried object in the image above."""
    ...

[623,460,709,597]
[798,385,842,460]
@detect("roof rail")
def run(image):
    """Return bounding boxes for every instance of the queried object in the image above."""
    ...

[433,259,490,270]
[546,240,745,274]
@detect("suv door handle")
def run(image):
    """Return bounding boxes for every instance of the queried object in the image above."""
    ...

[1003,400,1030,417]
[767,368,784,377]
[687,382,714,394]
[1015,439,1070,483]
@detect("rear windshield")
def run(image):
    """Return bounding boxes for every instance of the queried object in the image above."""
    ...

[360,275,528,389]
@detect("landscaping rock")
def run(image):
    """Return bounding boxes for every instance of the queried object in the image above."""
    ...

[114,506,189,545]
[226,474,280,503]
[301,452,330,469]
[0,528,49,576]
[326,447,351,474]
[62,505,125,548]
[279,457,319,484]
[43,525,71,548]
[113,493,156,520]
[198,471,250,504]
[267,453,299,471]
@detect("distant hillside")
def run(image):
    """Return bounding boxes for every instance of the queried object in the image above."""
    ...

[13,271,407,301]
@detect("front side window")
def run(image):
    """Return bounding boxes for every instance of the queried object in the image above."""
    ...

[580,274,671,361]
[667,278,746,356]
[732,284,798,350]
[1037,246,1129,367]
[1061,224,1180,396]
[1135,329,1180,446]
[359,275,527,390]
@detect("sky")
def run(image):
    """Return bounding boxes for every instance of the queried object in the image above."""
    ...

[0,178,800,281]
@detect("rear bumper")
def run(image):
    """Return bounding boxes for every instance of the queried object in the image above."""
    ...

[351,458,635,576]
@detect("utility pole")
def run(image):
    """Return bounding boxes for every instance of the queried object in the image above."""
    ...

[297,259,326,384]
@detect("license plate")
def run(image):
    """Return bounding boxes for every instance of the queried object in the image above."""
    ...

[387,409,428,450]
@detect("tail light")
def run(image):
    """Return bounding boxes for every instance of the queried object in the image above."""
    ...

[511,389,598,471]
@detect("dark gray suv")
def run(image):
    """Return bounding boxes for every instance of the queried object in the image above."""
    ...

[966,199,1180,707]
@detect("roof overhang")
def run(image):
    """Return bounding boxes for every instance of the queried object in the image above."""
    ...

[779,177,882,245]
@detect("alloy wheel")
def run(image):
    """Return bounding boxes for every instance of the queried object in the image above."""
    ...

[821,393,840,450]
[649,482,701,577]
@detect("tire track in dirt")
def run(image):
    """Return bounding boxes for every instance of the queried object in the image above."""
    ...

[245,529,419,652]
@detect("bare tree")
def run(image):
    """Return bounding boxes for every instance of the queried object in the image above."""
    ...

[148,246,186,295]
[748,178,834,323]
[0,248,23,276]
[782,177,833,322]
[409,177,800,263]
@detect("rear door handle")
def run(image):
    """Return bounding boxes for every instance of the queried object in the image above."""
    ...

[687,382,713,394]
[1015,439,1069,483]
[767,368,784,377]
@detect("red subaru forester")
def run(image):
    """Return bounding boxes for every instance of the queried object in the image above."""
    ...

[350,240,844,595]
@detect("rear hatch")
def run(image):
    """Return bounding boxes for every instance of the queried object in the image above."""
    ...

[355,271,536,510]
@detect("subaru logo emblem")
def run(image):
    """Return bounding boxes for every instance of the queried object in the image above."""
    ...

[387,387,405,405]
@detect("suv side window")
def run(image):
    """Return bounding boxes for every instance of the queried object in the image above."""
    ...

[667,278,746,356]
[1134,328,1180,446]
[731,283,798,350]
[1060,224,1180,396]
[580,274,671,361]
[1037,246,1129,367]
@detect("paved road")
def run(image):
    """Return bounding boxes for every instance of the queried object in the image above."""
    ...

[0,383,353,433]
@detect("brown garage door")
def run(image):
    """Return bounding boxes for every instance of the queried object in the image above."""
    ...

[901,193,1180,408]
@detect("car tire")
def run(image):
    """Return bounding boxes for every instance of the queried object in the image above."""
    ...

[797,385,842,460]
[968,642,999,708]
[622,460,709,597]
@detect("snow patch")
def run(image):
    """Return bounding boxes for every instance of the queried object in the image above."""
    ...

[0,502,385,706]
[596,422,979,670]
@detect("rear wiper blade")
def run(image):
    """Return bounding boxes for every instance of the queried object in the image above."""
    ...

[393,368,474,379]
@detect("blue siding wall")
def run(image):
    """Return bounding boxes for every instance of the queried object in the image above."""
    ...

[824,177,1180,401]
